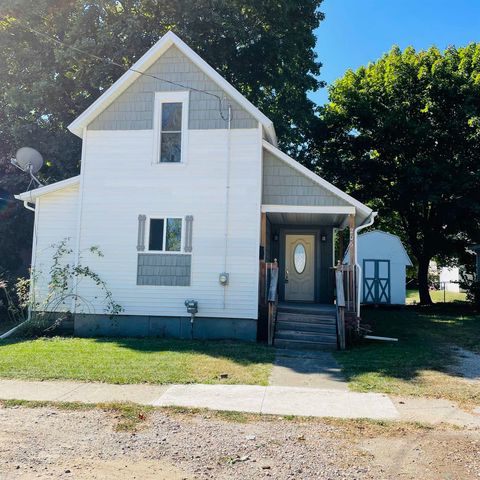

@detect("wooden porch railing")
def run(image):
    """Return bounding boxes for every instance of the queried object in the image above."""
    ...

[260,260,279,345]
[335,262,359,350]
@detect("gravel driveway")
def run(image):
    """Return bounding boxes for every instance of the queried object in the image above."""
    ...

[0,405,479,479]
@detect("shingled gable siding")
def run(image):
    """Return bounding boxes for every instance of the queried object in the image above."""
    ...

[88,45,257,131]
[137,253,192,286]
[262,151,351,206]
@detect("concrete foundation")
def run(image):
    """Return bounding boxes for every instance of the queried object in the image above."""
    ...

[74,314,257,341]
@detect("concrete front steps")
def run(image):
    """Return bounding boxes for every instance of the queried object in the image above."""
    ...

[274,305,338,350]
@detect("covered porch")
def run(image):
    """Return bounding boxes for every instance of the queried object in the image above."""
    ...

[261,205,362,304]
[258,204,375,349]
[258,140,375,349]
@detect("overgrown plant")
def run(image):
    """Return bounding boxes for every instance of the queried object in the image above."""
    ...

[1,238,122,336]
[460,277,480,309]
[0,268,31,328]
[44,238,123,316]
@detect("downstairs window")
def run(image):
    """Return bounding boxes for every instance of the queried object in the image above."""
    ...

[148,218,182,252]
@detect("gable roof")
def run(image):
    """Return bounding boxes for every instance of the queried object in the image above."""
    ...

[262,140,372,221]
[358,230,412,266]
[68,31,277,145]
[15,176,80,202]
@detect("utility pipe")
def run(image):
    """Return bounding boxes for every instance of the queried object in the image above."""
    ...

[71,127,87,313]
[0,311,31,339]
[354,211,378,317]
[5,197,40,338]
[222,103,232,309]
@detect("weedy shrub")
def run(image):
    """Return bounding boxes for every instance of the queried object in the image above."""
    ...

[0,238,122,337]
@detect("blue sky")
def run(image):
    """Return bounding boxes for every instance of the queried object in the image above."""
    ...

[311,0,480,106]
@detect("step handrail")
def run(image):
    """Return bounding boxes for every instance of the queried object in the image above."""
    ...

[266,260,279,346]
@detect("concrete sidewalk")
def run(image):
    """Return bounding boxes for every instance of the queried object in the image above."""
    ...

[1,379,480,427]
[269,349,348,390]
[152,384,397,419]
[0,378,397,420]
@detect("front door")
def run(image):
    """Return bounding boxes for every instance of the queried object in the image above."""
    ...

[363,259,391,304]
[285,234,315,302]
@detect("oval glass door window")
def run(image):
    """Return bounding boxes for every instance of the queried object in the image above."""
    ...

[293,243,306,274]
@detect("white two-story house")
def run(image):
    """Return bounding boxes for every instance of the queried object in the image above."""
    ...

[16,32,374,349]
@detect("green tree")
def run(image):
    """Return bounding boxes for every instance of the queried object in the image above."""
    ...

[316,45,480,304]
[0,0,324,274]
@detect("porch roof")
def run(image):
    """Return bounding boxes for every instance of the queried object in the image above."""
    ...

[15,176,80,202]
[262,204,370,228]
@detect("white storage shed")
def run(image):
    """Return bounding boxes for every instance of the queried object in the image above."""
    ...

[354,230,412,305]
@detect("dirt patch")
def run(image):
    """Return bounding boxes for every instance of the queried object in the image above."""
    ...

[9,458,190,480]
[360,430,480,479]
[0,405,479,479]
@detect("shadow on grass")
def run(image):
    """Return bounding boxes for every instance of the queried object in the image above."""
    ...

[91,336,274,366]
[0,334,275,369]
[335,304,480,384]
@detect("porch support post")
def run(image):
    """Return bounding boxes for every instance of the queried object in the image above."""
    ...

[348,213,357,316]
[260,212,267,256]
[338,229,344,264]
[348,214,355,265]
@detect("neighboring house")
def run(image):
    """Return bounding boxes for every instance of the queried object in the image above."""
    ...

[346,230,412,305]
[439,266,460,293]
[16,32,373,347]
[430,260,466,293]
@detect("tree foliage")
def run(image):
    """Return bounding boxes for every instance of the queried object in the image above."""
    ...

[0,0,324,274]
[316,45,480,304]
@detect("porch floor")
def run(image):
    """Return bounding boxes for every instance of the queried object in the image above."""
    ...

[277,302,336,316]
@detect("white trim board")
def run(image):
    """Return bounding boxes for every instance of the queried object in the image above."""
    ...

[68,31,277,145]
[261,205,355,214]
[262,140,372,218]
[15,176,80,202]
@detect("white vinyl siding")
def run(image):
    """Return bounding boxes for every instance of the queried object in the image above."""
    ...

[31,185,79,309]
[74,127,261,319]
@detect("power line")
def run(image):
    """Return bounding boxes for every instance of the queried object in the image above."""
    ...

[8,16,231,121]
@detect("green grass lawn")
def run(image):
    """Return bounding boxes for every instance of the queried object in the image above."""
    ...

[406,288,467,304]
[0,337,274,385]
[335,305,480,405]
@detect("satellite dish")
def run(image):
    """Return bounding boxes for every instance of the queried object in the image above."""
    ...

[13,147,44,174]
[11,147,45,188]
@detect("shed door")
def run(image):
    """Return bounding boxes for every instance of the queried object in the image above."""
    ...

[363,259,390,304]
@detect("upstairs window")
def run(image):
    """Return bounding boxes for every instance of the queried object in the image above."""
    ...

[154,91,189,165]
[148,218,182,252]
[160,102,182,163]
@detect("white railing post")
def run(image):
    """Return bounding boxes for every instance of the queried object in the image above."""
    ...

[266,260,279,346]
[335,262,346,350]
